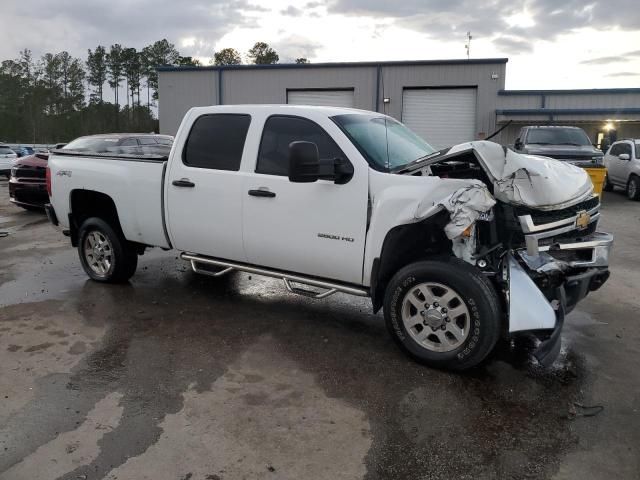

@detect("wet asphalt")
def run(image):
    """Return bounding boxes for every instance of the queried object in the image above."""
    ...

[0,178,638,480]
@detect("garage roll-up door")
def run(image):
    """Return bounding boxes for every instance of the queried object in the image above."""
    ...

[402,88,477,150]
[287,90,355,108]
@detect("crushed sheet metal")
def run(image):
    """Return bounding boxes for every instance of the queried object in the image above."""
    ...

[448,141,594,209]
[436,184,496,239]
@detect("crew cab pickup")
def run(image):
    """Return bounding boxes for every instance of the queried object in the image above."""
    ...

[46,105,613,370]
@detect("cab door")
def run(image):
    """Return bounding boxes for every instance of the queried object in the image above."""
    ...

[242,115,368,285]
[166,113,251,261]
[607,142,629,184]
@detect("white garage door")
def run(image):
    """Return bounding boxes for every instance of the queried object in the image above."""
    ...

[287,90,355,108]
[402,88,477,150]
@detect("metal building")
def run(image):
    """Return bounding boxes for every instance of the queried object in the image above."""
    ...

[157,59,640,149]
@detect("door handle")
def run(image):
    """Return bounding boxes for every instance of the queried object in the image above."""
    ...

[248,189,276,198]
[172,178,195,188]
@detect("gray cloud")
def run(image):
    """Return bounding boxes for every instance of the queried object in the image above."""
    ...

[329,0,640,44]
[272,35,322,62]
[581,49,640,65]
[606,72,640,77]
[493,35,533,54]
[1,0,264,60]
[281,6,303,16]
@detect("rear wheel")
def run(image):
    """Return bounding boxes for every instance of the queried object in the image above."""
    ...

[77,217,138,283]
[627,175,640,201]
[383,258,502,371]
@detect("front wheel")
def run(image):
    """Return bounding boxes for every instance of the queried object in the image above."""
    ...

[77,217,138,283]
[627,176,640,201]
[383,259,502,371]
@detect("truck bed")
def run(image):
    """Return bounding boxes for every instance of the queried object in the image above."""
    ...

[48,151,171,249]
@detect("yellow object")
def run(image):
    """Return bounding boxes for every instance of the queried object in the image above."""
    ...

[584,166,606,197]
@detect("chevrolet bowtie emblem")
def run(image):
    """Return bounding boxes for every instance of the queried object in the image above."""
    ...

[576,210,590,230]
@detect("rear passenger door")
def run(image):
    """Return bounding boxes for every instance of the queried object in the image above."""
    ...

[166,113,251,261]
[242,115,368,285]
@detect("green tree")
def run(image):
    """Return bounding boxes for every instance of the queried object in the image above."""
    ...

[213,48,242,65]
[177,56,201,66]
[107,44,124,124]
[142,39,180,101]
[247,42,279,64]
[122,47,142,109]
[87,46,108,103]
[40,53,62,115]
[295,58,309,64]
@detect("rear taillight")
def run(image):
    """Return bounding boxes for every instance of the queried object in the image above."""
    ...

[46,167,52,197]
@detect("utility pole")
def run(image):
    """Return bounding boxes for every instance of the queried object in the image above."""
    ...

[465,31,472,59]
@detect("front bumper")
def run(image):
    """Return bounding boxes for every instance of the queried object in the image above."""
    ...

[8,179,49,208]
[506,231,612,366]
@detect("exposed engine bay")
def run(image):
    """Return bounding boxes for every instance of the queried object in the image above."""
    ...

[395,141,612,365]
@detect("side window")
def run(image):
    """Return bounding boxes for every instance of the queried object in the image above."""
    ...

[120,138,138,147]
[620,143,632,156]
[609,143,620,156]
[256,115,346,176]
[138,137,157,145]
[183,114,251,170]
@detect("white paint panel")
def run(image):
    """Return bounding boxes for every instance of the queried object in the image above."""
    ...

[287,90,355,108]
[402,88,477,149]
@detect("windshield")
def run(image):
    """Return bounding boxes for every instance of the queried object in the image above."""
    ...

[526,128,592,146]
[0,146,15,154]
[332,114,436,170]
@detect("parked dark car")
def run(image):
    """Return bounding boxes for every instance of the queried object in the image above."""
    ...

[62,133,173,156]
[8,153,49,210]
[513,126,604,167]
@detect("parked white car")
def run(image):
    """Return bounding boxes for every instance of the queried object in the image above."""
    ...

[45,105,612,370]
[0,145,18,179]
[604,139,640,200]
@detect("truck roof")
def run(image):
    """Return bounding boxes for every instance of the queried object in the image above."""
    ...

[188,104,378,117]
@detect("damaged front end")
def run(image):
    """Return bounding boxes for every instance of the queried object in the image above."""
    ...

[404,141,613,366]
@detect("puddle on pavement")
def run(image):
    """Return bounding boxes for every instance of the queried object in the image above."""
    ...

[0,253,588,480]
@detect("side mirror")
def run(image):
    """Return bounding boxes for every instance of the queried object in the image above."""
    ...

[288,141,354,184]
[289,141,320,183]
[514,139,523,150]
[619,153,630,161]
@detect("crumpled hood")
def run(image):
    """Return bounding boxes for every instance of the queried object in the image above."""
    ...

[448,141,594,209]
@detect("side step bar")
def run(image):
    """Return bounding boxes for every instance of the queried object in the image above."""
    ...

[181,253,370,299]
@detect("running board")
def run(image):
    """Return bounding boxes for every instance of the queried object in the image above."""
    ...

[181,253,369,299]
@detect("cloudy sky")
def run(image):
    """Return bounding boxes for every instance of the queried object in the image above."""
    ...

[2,0,640,89]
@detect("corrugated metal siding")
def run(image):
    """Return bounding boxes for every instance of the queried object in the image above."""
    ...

[158,71,218,135]
[402,89,477,148]
[222,67,377,108]
[382,63,506,138]
[287,90,355,107]
[157,61,508,137]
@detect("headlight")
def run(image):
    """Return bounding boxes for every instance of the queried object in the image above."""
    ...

[10,167,18,177]
[592,155,604,164]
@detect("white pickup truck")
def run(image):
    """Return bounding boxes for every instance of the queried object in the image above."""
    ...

[45,105,612,370]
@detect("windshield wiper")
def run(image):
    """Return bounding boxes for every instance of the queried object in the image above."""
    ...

[556,142,584,146]
[393,151,442,173]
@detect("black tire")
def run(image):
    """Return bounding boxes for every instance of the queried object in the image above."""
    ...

[383,258,502,371]
[77,217,138,283]
[603,173,614,192]
[627,175,640,201]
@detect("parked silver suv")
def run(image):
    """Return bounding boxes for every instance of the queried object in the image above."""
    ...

[603,139,640,200]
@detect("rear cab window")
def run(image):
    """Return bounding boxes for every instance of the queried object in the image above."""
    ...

[183,114,251,170]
